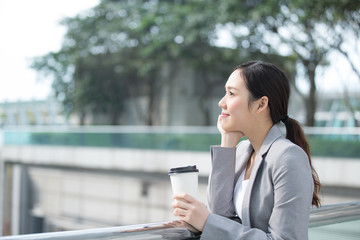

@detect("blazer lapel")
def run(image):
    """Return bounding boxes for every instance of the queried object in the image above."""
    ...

[234,142,253,184]
[241,125,283,226]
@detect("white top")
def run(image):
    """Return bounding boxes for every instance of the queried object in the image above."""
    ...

[233,168,250,219]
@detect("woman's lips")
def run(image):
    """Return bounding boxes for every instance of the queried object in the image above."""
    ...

[220,113,230,117]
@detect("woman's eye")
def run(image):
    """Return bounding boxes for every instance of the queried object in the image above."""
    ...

[224,90,234,96]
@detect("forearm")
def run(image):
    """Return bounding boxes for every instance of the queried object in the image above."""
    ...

[221,133,242,147]
[201,214,268,240]
[206,146,237,217]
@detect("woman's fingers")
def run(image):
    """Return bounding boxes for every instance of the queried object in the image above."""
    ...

[173,207,185,216]
[172,199,193,213]
[172,192,196,203]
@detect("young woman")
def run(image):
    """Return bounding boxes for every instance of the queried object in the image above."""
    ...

[172,61,321,239]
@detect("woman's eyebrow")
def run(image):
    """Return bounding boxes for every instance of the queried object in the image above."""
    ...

[225,86,240,91]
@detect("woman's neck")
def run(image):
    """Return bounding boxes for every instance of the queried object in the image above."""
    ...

[247,122,273,155]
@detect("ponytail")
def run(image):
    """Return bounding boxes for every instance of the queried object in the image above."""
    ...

[283,117,321,207]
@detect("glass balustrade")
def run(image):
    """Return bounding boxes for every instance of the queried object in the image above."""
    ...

[2,126,360,158]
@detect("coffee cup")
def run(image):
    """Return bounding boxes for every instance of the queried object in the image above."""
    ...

[169,165,199,198]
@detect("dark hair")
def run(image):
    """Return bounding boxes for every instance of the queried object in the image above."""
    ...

[235,61,321,207]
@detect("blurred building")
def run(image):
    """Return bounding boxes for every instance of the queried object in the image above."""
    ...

[0,67,223,127]
[0,99,65,126]
[0,88,359,127]
[315,91,360,127]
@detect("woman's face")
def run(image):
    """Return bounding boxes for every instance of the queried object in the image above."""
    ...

[218,69,254,133]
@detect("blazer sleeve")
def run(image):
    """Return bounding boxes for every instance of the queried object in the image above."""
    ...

[202,214,268,239]
[206,145,237,218]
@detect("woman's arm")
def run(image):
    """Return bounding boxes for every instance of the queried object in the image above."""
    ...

[206,146,237,217]
[171,116,243,231]
[207,116,244,216]
[171,145,238,231]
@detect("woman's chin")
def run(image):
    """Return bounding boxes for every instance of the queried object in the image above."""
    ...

[223,126,245,135]
[223,126,240,133]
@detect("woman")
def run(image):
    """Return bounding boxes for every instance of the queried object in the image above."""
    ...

[172,61,321,239]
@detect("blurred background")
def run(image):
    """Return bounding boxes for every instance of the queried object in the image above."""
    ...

[0,0,359,237]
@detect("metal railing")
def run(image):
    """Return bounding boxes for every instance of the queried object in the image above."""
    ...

[0,222,197,240]
[1,201,359,240]
[309,201,360,227]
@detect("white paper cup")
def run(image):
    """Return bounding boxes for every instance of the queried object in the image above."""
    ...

[169,165,199,198]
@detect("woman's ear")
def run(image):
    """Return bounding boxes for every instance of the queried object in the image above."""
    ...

[256,96,269,113]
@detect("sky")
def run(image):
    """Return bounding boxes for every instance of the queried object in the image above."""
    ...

[0,1,359,103]
[0,0,99,102]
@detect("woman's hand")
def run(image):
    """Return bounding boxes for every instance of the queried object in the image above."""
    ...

[163,220,200,234]
[217,115,244,147]
[172,193,209,232]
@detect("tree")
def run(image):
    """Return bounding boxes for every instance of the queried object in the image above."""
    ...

[218,0,360,126]
[32,47,130,125]
[32,0,249,125]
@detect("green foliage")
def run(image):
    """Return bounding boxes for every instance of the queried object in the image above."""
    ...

[31,0,247,125]
[31,0,360,126]
[217,0,360,126]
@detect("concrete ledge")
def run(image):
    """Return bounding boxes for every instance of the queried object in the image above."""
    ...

[1,146,211,177]
[2,145,360,188]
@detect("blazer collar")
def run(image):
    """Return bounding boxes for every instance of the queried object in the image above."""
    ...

[241,124,283,226]
[258,124,284,159]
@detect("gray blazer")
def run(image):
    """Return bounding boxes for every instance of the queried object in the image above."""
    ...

[200,125,314,240]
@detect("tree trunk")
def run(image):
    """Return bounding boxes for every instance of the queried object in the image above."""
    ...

[79,111,86,126]
[305,67,317,126]
[110,110,119,125]
[146,80,155,126]
[199,70,212,126]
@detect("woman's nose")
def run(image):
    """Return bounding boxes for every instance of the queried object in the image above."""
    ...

[218,96,226,109]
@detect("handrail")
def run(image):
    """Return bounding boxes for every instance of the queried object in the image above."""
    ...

[309,201,360,227]
[1,201,359,239]
[0,222,196,240]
